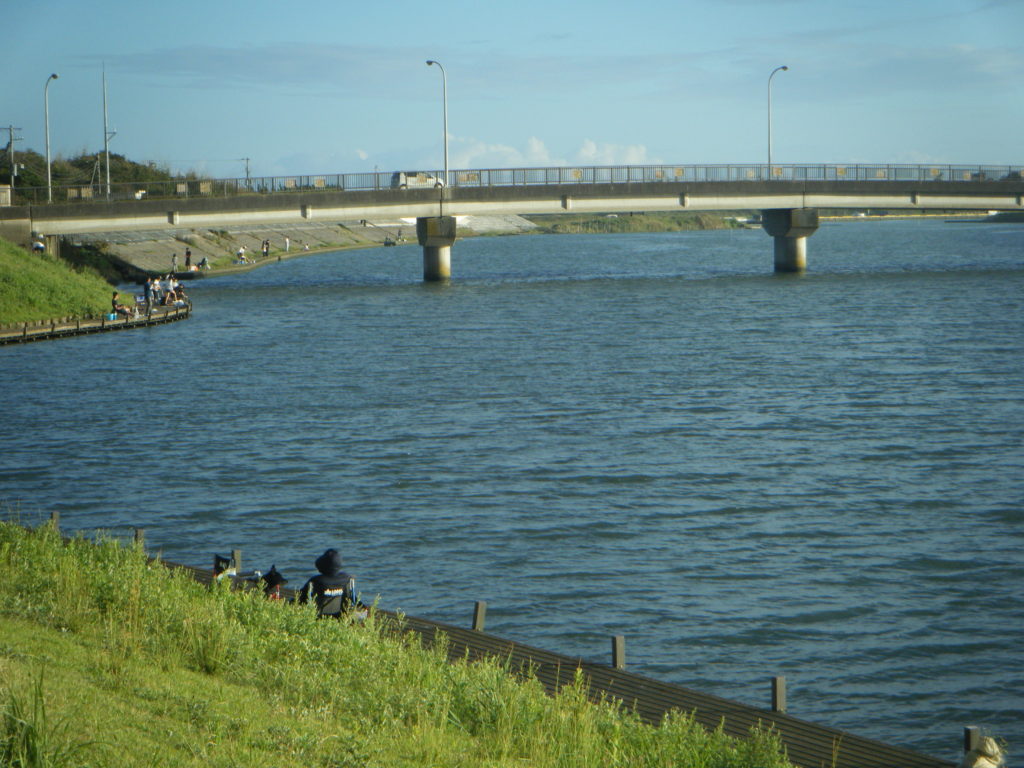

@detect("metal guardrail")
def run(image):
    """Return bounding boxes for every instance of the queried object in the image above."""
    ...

[9,163,1024,205]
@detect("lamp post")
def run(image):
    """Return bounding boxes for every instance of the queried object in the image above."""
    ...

[767,65,788,177]
[425,59,448,187]
[44,72,58,202]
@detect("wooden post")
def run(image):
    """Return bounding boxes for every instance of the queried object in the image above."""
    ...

[49,510,60,532]
[772,676,787,713]
[612,635,625,669]
[231,548,242,574]
[472,601,487,631]
[133,527,145,547]
[964,726,980,755]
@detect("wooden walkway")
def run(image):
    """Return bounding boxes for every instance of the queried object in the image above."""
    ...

[171,558,956,768]
[0,304,191,345]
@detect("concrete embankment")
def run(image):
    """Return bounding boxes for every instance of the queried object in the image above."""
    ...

[70,215,538,277]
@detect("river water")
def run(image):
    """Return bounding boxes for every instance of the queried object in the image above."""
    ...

[2,218,1022,762]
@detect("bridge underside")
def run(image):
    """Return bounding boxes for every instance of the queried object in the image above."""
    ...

[3,180,1022,278]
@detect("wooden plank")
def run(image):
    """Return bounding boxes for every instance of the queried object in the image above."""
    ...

[0,305,191,345]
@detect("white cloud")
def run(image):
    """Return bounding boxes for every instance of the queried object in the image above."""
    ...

[576,140,650,166]
[525,137,555,165]
[434,135,657,170]
[356,149,369,160]
[449,135,568,169]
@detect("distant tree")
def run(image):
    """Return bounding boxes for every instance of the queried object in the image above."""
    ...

[1,148,184,189]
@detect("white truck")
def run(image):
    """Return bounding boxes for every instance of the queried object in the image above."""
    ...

[390,171,445,189]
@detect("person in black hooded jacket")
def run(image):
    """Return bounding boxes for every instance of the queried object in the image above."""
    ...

[297,548,362,618]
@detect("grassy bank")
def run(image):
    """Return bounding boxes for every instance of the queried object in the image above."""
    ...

[0,239,115,325]
[0,521,791,768]
[524,212,740,234]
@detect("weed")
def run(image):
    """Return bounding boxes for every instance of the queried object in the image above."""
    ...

[0,671,97,768]
[0,520,796,768]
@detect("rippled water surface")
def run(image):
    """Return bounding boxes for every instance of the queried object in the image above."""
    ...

[2,219,1022,761]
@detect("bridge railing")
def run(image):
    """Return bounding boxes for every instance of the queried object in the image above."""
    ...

[11,163,1023,205]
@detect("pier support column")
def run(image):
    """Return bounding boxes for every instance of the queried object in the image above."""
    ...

[761,208,819,273]
[417,215,457,282]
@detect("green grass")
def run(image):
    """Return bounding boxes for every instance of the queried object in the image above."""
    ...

[0,239,114,325]
[0,521,792,768]
[524,212,739,234]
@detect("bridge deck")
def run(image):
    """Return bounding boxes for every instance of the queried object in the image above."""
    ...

[5,177,1023,237]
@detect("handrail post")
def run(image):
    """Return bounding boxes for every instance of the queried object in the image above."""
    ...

[48,510,60,532]
[771,676,787,713]
[472,600,487,631]
[964,726,980,754]
[133,527,145,547]
[612,635,625,669]
[231,548,242,574]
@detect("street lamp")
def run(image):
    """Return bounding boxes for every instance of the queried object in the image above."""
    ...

[44,73,58,202]
[425,60,448,187]
[767,65,788,177]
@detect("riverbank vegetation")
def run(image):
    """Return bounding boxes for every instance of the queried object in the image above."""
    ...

[0,520,791,768]
[524,212,740,234]
[0,238,114,325]
[1,149,181,202]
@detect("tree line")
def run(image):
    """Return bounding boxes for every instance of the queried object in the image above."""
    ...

[0,144,192,191]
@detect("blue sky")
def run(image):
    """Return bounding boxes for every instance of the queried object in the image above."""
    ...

[3,0,1022,179]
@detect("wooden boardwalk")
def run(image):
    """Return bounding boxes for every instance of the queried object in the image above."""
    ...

[171,556,956,768]
[0,304,191,345]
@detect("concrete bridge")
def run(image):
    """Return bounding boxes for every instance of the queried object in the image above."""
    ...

[2,163,1022,279]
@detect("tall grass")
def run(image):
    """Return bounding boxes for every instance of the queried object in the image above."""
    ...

[0,239,113,325]
[0,521,793,767]
[526,212,738,234]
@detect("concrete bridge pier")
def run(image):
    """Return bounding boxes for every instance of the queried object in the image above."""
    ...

[416,215,457,281]
[761,208,820,272]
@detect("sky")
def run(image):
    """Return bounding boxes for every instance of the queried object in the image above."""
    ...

[3,0,1022,180]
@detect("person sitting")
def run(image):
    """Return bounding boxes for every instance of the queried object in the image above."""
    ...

[213,553,235,582]
[297,548,367,619]
[259,565,288,600]
[197,256,210,270]
[173,285,188,306]
[111,291,134,319]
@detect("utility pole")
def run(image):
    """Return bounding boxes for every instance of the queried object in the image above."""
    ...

[238,157,251,188]
[102,65,117,199]
[4,124,23,187]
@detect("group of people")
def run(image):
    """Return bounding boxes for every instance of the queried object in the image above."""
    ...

[143,274,189,309]
[233,237,306,265]
[171,247,208,273]
[215,548,369,620]
[236,239,276,264]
